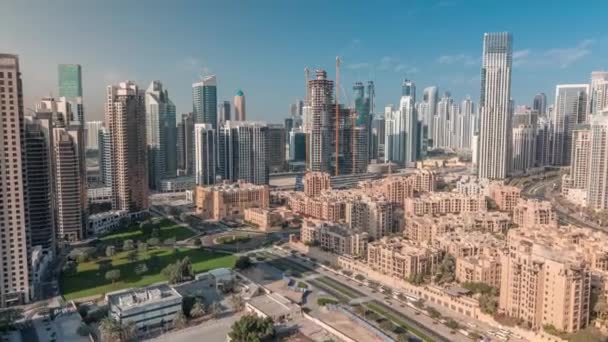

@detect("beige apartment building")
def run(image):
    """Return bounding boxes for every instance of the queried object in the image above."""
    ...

[195,180,269,220]
[303,171,331,197]
[243,207,283,231]
[345,196,394,239]
[512,198,557,228]
[404,192,486,216]
[405,215,455,242]
[432,229,505,259]
[489,183,521,211]
[499,228,591,332]
[0,54,30,306]
[455,255,501,289]
[367,237,442,280]
[106,81,148,212]
[300,219,369,257]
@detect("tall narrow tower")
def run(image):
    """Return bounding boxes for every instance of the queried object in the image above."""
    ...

[478,32,513,179]
[0,54,30,306]
[192,75,217,127]
[308,70,334,173]
[234,89,246,121]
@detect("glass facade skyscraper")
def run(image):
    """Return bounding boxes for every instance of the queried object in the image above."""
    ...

[58,64,83,99]
[192,75,218,128]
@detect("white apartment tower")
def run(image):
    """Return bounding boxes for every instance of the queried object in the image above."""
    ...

[478,32,513,179]
[85,120,103,151]
[587,113,608,209]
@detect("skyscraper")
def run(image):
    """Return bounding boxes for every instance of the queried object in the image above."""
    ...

[456,97,475,150]
[307,70,334,173]
[52,123,87,242]
[58,64,82,98]
[58,64,84,124]
[511,113,537,173]
[478,32,513,180]
[218,121,269,185]
[268,124,286,173]
[434,92,455,149]
[0,54,30,306]
[145,81,177,189]
[590,71,608,115]
[98,127,112,186]
[192,75,217,127]
[289,129,306,162]
[234,89,246,121]
[551,84,589,166]
[177,113,195,176]
[24,113,55,253]
[194,123,216,185]
[106,81,148,212]
[399,86,418,166]
[371,115,385,161]
[219,100,231,125]
[586,113,608,209]
[532,93,547,116]
[85,120,103,151]
[419,86,438,148]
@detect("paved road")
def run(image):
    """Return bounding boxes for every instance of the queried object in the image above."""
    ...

[265,248,468,342]
[522,176,603,230]
[145,314,240,342]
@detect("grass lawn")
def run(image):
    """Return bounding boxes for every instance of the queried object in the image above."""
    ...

[99,220,195,246]
[61,247,235,300]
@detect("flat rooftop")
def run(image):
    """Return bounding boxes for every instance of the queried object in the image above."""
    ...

[107,284,181,311]
[248,293,299,317]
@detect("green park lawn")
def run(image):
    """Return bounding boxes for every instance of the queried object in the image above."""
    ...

[99,220,195,246]
[61,247,236,300]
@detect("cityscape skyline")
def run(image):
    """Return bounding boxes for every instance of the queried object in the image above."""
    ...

[3,0,608,123]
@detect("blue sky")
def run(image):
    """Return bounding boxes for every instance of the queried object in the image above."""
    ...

[3,0,607,122]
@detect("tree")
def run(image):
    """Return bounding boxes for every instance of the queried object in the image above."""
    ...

[235,256,252,270]
[0,308,23,330]
[228,315,275,342]
[167,206,180,217]
[397,333,411,342]
[122,239,134,251]
[162,264,181,284]
[193,238,202,247]
[164,237,176,246]
[435,254,455,284]
[445,319,459,330]
[594,293,608,321]
[99,317,120,342]
[120,320,137,341]
[134,263,148,275]
[190,300,206,318]
[479,294,498,315]
[172,310,188,330]
[147,237,160,246]
[230,294,245,312]
[76,323,91,337]
[426,307,441,319]
[210,302,222,318]
[162,257,194,284]
[127,250,139,263]
[355,274,365,282]
[105,269,121,284]
[105,246,116,257]
[138,242,148,254]
[380,320,394,332]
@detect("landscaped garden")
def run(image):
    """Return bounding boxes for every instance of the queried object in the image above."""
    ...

[60,218,235,300]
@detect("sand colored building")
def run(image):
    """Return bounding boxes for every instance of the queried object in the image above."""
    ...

[489,183,521,211]
[432,229,505,259]
[300,219,369,257]
[499,227,591,332]
[404,192,486,216]
[195,180,269,220]
[303,171,331,197]
[455,255,501,289]
[512,198,557,228]
[367,237,443,280]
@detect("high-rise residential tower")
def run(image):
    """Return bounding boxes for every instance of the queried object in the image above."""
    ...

[511,113,537,173]
[24,113,55,253]
[145,81,177,189]
[234,89,246,121]
[218,121,269,185]
[590,71,608,115]
[551,84,589,166]
[478,32,513,179]
[532,93,547,116]
[194,123,216,185]
[219,100,231,125]
[106,81,148,212]
[85,120,103,151]
[0,54,30,305]
[192,75,217,127]
[98,127,112,186]
[307,70,334,173]
[587,113,608,209]
[419,86,438,148]
[268,124,286,173]
[177,113,195,176]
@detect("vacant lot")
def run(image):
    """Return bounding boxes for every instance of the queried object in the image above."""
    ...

[61,248,235,300]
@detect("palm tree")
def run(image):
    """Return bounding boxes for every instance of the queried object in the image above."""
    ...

[120,321,137,341]
[99,317,120,342]
[230,294,245,312]
[172,310,188,330]
[228,315,275,342]
[210,302,223,318]
[190,300,206,318]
